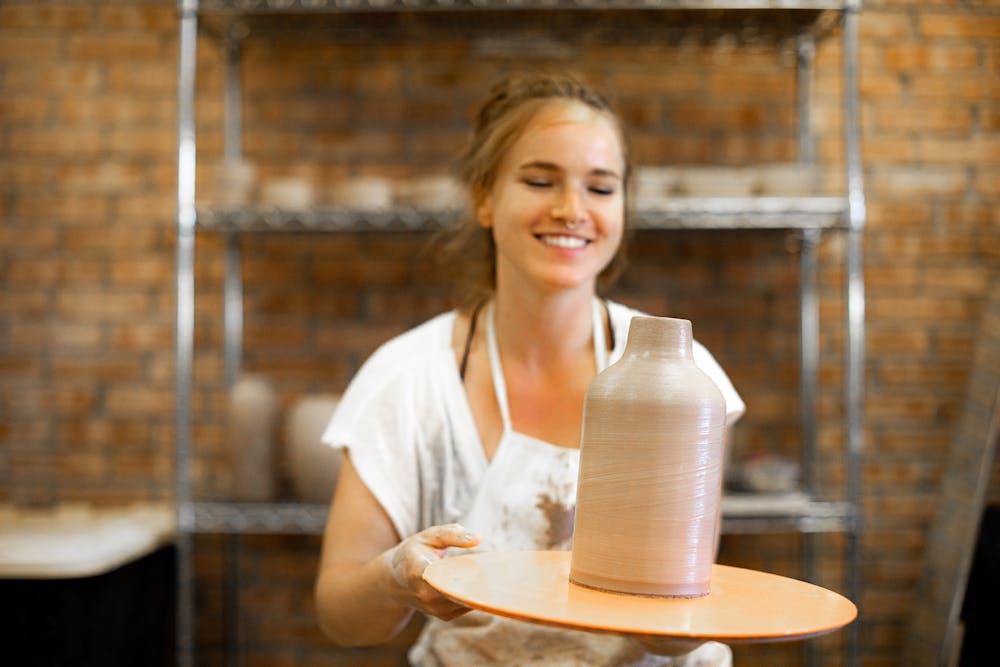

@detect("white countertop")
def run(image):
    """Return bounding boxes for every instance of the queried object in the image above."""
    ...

[0,502,176,579]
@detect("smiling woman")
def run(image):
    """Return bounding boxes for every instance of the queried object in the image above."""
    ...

[481,100,625,297]
[439,72,632,313]
[313,71,746,667]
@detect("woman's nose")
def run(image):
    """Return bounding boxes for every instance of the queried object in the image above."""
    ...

[550,188,585,226]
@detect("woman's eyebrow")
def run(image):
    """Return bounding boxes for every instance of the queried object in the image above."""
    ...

[517,160,621,180]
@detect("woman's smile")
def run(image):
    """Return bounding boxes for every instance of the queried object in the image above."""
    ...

[536,233,591,250]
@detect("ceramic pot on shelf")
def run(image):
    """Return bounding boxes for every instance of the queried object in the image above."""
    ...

[570,315,727,598]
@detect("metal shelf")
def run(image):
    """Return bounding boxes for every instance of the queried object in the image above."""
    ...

[199,0,850,13]
[191,501,329,534]
[185,494,853,536]
[195,196,847,233]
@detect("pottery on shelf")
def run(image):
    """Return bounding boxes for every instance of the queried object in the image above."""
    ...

[570,316,727,598]
[227,375,279,502]
[284,394,342,504]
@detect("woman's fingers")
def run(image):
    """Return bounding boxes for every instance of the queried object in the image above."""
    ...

[418,523,480,550]
[384,523,481,621]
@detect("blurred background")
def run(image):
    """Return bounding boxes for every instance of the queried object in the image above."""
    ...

[1,1,997,666]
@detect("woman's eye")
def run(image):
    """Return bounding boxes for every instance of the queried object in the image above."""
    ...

[589,185,615,196]
[523,179,552,189]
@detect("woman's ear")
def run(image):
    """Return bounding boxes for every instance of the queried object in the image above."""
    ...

[475,193,493,229]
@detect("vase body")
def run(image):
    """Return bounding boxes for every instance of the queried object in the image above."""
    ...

[569,316,726,597]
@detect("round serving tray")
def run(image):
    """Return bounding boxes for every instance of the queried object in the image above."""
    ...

[424,550,856,643]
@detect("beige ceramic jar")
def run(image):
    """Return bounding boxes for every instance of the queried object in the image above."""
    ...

[570,316,726,598]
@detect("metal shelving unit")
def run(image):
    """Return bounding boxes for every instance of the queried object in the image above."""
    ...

[175,1,865,665]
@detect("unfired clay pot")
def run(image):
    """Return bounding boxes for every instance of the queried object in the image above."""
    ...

[570,316,726,598]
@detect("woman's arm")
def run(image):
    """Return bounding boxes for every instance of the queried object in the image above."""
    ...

[314,453,479,646]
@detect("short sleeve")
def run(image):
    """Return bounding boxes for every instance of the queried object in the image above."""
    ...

[691,340,746,425]
[321,354,421,539]
[319,312,484,540]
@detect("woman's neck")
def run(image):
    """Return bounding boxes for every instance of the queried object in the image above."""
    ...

[493,284,596,371]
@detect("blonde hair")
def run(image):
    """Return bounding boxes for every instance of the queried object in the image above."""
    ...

[436,71,631,312]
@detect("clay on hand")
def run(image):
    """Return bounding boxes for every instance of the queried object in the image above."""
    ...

[384,523,480,621]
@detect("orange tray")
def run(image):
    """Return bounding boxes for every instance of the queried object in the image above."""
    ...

[424,550,856,643]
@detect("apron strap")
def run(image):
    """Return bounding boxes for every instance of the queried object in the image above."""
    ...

[486,298,608,435]
[592,297,608,372]
[485,301,514,432]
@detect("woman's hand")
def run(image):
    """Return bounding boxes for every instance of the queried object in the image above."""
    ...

[383,523,480,621]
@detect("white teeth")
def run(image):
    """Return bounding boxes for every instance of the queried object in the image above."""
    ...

[540,235,587,249]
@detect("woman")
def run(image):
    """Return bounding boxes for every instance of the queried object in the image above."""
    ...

[314,72,745,666]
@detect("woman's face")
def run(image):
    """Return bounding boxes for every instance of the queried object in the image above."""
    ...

[477,101,626,296]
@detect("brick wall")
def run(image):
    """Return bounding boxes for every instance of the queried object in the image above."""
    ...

[1,1,997,666]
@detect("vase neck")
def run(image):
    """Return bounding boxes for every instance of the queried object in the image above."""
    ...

[624,316,693,359]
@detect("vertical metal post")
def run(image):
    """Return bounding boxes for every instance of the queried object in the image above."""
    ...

[175,2,199,667]
[797,34,816,166]
[224,535,242,667]
[796,31,820,526]
[222,22,246,667]
[799,227,821,667]
[844,3,867,667]
[799,231,820,501]
[797,32,821,667]
[223,23,245,390]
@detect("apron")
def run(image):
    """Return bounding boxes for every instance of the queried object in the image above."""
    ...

[409,299,729,667]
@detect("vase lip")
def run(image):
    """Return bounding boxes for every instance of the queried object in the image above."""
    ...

[626,315,693,356]
[631,315,692,328]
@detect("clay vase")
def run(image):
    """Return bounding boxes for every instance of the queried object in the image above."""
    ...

[570,316,726,598]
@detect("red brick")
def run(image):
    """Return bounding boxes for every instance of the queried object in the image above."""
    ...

[0,291,50,319]
[10,128,107,157]
[0,5,94,29]
[866,201,932,228]
[69,34,166,61]
[5,62,104,92]
[868,166,968,196]
[973,167,999,195]
[883,44,982,71]
[861,136,918,163]
[922,264,994,291]
[922,137,996,165]
[0,96,53,123]
[109,257,173,286]
[868,294,977,321]
[860,12,916,40]
[106,62,176,94]
[55,290,154,320]
[909,73,1000,100]
[14,193,113,223]
[45,384,99,412]
[868,327,931,355]
[709,70,793,98]
[109,323,173,349]
[0,32,61,60]
[51,357,143,383]
[875,361,970,388]
[875,105,973,132]
[7,322,51,352]
[918,14,1000,39]
[96,5,175,31]
[57,162,148,194]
